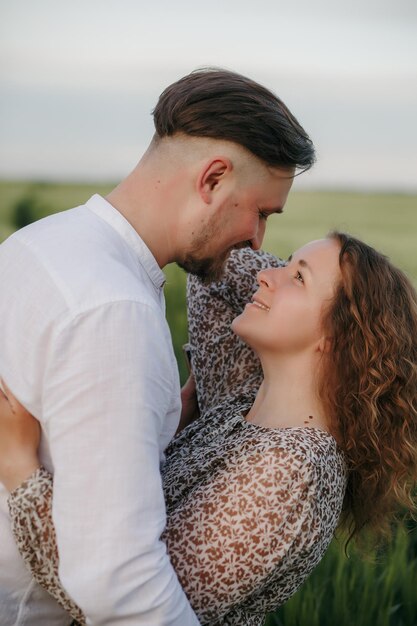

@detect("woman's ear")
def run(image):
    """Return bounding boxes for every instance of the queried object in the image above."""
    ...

[317,336,332,354]
[197,157,232,204]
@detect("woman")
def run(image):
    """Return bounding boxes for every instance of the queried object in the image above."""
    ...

[1,232,417,625]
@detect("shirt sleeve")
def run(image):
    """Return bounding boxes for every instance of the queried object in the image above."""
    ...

[187,248,284,414]
[9,446,317,624]
[41,301,199,625]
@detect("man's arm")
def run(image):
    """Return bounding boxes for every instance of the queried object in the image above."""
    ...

[43,300,199,625]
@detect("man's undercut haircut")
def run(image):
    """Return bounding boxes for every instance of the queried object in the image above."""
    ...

[153,68,315,172]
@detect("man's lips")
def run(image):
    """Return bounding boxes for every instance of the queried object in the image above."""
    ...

[233,241,252,251]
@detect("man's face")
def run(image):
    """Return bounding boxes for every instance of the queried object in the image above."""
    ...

[177,167,295,282]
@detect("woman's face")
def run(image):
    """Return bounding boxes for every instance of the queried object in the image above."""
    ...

[232,238,342,356]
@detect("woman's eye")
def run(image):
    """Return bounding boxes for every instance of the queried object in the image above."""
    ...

[258,210,268,220]
[295,270,304,283]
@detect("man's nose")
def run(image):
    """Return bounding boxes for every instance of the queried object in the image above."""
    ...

[251,220,267,251]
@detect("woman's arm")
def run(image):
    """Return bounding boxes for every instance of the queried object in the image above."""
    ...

[9,444,316,624]
[8,468,86,625]
[187,248,284,414]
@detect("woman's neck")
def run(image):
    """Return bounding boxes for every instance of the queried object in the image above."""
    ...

[246,352,329,432]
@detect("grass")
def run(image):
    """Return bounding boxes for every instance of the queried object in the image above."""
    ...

[266,525,417,626]
[1,180,417,624]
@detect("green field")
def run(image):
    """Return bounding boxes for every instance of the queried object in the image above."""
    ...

[2,181,416,273]
[1,180,417,625]
[2,180,416,383]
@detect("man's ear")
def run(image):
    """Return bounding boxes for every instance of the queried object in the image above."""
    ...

[197,158,232,204]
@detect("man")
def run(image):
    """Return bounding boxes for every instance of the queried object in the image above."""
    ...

[0,68,315,625]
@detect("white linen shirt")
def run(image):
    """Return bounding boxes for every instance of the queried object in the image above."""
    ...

[0,195,199,626]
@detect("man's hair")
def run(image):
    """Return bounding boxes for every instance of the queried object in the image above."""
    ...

[152,68,315,172]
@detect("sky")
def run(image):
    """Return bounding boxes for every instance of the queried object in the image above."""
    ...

[1,0,416,190]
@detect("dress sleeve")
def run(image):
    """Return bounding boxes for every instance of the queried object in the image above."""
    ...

[8,468,86,625]
[9,444,318,625]
[161,443,316,623]
[187,248,284,414]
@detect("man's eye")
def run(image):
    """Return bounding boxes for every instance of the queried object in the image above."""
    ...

[258,210,268,220]
[295,270,304,283]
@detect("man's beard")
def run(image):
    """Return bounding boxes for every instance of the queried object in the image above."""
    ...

[177,250,229,284]
[177,213,251,283]
[177,240,251,283]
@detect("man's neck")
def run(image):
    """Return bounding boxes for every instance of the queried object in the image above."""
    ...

[106,163,181,269]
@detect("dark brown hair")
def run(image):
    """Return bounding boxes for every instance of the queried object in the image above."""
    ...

[152,67,315,172]
[319,232,417,548]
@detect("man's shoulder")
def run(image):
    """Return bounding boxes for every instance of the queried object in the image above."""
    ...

[8,202,108,249]
[1,203,161,317]
[3,203,99,262]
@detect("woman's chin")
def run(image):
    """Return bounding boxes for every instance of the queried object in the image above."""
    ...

[231,315,244,336]
[231,316,253,346]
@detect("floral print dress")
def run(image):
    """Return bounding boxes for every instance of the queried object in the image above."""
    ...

[8,248,347,626]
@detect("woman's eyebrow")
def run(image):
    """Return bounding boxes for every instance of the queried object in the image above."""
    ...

[286,255,313,274]
[298,259,311,272]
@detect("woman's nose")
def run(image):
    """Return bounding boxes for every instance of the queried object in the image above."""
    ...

[257,268,275,288]
[257,266,285,289]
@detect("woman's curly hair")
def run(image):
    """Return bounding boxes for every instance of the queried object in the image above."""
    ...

[319,231,417,548]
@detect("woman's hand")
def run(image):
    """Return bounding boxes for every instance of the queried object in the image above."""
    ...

[0,381,41,492]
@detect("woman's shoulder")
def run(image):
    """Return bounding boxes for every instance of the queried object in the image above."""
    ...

[231,423,348,493]
[267,425,346,470]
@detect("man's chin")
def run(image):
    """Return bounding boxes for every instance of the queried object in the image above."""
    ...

[177,262,226,284]
[178,242,253,283]
[177,253,229,284]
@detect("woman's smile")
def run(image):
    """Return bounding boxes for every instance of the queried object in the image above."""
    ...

[248,297,270,312]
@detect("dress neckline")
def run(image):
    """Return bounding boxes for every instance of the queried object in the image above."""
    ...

[232,399,338,445]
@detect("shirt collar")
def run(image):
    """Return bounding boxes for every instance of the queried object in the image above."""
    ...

[85,194,166,289]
